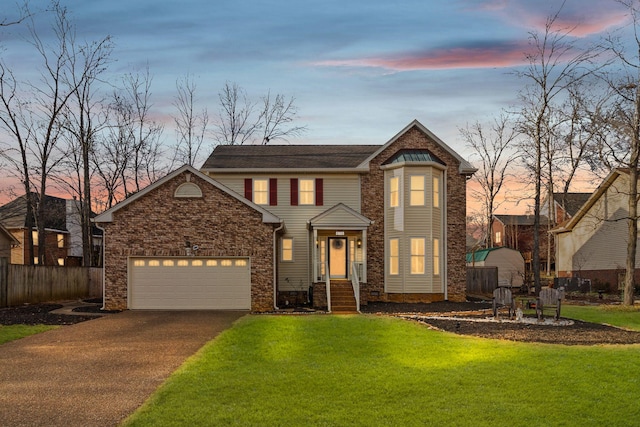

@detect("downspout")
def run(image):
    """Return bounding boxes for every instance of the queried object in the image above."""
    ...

[95,222,107,311]
[273,221,285,310]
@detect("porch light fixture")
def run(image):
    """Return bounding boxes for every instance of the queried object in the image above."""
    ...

[357,238,362,248]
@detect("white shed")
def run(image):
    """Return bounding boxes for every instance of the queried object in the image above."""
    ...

[466,247,524,288]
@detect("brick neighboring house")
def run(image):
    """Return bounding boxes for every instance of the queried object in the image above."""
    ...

[0,193,102,266]
[491,214,551,275]
[95,120,476,312]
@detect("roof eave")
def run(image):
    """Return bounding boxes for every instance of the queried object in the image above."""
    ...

[201,167,370,174]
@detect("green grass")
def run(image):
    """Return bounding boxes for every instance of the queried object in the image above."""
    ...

[0,324,57,344]
[123,315,640,427]
[562,304,640,331]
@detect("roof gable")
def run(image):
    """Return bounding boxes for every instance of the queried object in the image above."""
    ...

[308,203,373,229]
[359,119,477,175]
[94,165,281,224]
[551,192,592,217]
[0,223,19,245]
[0,193,67,231]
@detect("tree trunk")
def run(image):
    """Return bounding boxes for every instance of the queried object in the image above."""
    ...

[625,166,637,306]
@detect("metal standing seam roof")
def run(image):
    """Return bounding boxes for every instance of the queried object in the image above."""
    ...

[381,149,445,166]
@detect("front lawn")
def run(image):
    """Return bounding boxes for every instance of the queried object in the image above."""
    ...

[123,315,640,426]
[0,324,57,345]
[562,304,640,331]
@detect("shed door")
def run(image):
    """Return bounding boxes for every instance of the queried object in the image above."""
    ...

[128,257,251,310]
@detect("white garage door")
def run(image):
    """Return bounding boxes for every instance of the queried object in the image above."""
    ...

[128,257,251,310]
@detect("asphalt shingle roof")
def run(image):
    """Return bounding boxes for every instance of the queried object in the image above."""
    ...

[201,145,381,169]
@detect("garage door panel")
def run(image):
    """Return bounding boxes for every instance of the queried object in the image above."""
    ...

[129,257,251,310]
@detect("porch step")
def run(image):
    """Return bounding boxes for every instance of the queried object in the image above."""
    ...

[330,281,357,313]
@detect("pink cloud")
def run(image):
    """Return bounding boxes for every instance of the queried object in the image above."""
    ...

[469,0,629,37]
[313,42,531,71]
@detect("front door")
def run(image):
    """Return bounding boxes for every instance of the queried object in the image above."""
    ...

[328,237,348,279]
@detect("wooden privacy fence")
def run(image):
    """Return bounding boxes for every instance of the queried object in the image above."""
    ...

[0,258,102,307]
[466,266,498,296]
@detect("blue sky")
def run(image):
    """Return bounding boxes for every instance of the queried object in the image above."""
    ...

[0,0,633,209]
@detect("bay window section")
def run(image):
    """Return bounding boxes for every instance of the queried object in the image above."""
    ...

[433,238,440,276]
[410,238,425,274]
[390,176,399,207]
[410,175,425,206]
[433,176,440,208]
[389,238,399,275]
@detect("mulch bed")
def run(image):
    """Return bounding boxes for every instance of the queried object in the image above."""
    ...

[0,304,100,326]
[362,301,640,345]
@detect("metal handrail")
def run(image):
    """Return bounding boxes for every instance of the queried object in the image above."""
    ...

[350,262,361,313]
[325,261,331,312]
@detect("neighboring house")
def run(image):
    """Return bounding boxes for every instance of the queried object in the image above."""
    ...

[466,247,524,288]
[491,214,551,271]
[95,120,476,312]
[0,223,19,259]
[553,169,640,289]
[541,192,591,224]
[0,194,101,266]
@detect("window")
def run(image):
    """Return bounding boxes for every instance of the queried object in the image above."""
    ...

[57,258,65,266]
[433,176,440,208]
[410,175,425,206]
[282,237,293,261]
[34,256,39,265]
[389,238,399,275]
[235,259,247,266]
[433,238,440,276]
[299,179,315,205]
[410,238,425,274]
[253,179,268,205]
[32,230,38,246]
[495,231,502,244]
[390,176,400,207]
[163,260,174,267]
[57,234,64,248]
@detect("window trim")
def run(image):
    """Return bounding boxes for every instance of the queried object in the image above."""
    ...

[253,178,269,205]
[410,237,426,275]
[281,237,294,262]
[299,178,315,205]
[409,174,426,206]
[389,176,400,208]
[389,238,399,275]
[433,175,440,208]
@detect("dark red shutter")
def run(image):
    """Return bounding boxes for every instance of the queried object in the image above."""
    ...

[315,178,323,206]
[269,178,277,206]
[290,178,298,206]
[244,179,252,201]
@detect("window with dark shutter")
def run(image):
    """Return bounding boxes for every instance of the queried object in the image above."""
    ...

[315,178,323,206]
[244,178,252,200]
[269,178,278,206]
[290,178,298,206]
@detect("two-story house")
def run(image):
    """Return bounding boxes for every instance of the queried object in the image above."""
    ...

[95,120,476,312]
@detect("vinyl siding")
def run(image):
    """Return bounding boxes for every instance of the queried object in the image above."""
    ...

[384,167,444,293]
[557,173,640,273]
[208,172,361,291]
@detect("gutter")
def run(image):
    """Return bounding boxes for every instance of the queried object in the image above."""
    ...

[272,221,285,310]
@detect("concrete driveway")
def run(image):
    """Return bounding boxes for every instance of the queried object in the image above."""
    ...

[0,310,246,427]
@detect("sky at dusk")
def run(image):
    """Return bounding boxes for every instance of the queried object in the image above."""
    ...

[0,0,634,212]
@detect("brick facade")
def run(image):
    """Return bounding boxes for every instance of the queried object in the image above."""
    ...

[361,127,468,303]
[100,170,276,312]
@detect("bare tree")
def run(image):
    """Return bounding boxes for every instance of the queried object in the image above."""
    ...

[460,114,518,247]
[516,2,601,293]
[214,81,306,145]
[259,91,307,144]
[120,67,165,195]
[171,74,209,167]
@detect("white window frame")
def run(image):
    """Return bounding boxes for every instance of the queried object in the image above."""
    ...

[410,237,425,275]
[299,179,315,205]
[433,176,440,208]
[410,175,425,206]
[282,237,294,262]
[389,238,399,275]
[433,238,440,276]
[390,176,400,208]
[253,179,269,205]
